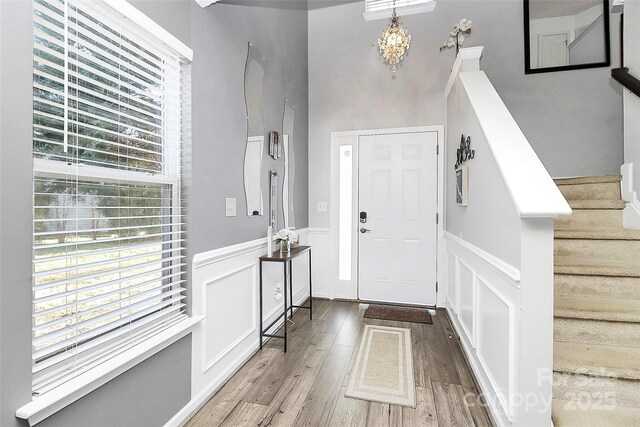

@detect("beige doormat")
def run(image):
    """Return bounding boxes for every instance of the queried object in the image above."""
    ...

[363,304,433,324]
[345,325,415,407]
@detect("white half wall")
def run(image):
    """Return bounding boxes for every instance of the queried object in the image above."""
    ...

[444,48,563,426]
[167,229,311,426]
[445,232,520,424]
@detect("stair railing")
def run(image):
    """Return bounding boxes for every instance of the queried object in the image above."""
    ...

[612,67,640,99]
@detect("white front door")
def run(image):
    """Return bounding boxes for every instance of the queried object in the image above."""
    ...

[358,132,438,305]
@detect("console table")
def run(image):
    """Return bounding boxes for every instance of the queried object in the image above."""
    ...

[259,245,312,352]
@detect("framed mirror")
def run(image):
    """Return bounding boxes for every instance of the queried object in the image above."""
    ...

[244,43,266,216]
[282,100,295,229]
[524,0,610,74]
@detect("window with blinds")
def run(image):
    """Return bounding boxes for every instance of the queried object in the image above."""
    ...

[363,0,436,20]
[32,0,188,394]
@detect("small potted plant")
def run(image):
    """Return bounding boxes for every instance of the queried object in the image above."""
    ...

[275,228,299,253]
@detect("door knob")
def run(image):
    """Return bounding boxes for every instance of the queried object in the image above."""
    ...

[360,227,371,234]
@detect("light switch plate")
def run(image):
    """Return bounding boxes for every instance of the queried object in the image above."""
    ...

[226,198,237,217]
[317,201,328,212]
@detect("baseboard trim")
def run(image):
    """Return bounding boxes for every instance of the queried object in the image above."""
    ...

[164,344,258,427]
[621,164,640,230]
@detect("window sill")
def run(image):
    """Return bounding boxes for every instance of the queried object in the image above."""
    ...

[16,315,204,426]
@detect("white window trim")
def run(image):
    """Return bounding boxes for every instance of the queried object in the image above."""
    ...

[363,1,437,21]
[17,315,204,426]
[105,0,193,60]
[19,1,196,423]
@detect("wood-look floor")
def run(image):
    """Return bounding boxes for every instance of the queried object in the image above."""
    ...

[186,300,493,427]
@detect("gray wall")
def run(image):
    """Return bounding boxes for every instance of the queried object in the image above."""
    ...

[189,2,309,253]
[1,1,37,426]
[446,75,522,268]
[308,0,622,228]
[38,336,191,427]
[0,0,309,426]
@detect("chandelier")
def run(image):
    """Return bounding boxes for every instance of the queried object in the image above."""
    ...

[378,4,411,73]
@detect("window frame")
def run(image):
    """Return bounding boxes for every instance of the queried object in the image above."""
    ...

[30,0,192,396]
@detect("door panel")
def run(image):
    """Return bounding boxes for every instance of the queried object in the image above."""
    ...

[358,132,438,305]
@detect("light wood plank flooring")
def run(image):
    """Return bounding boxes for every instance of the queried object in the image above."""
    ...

[186,300,493,427]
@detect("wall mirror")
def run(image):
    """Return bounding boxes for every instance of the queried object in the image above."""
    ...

[282,99,295,228]
[244,43,266,216]
[524,0,610,74]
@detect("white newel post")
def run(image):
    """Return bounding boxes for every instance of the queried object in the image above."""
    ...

[519,218,555,425]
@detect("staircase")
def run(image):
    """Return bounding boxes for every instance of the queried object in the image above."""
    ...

[552,175,640,426]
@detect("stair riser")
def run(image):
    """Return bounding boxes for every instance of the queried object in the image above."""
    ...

[554,210,623,229]
[553,372,640,409]
[555,239,640,261]
[555,274,640,300]
[557,182,621,201]
[554,318,640,348]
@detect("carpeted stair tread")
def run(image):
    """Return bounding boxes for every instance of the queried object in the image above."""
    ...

[554,274,640,300]
[554,341,640,380]
[554,317,640,348]
[566,199,626,210]
[555,295,640,323]
[552,400,640,427]
[554,175,622,185]
[555,227,640,240]
[555,256,640,277]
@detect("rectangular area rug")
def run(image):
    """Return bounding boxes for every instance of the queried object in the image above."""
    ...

[345,325,415,407]
[363,304,433,325]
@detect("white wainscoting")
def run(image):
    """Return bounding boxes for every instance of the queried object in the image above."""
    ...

[308,228,333,299]
[444,232,520,426]
[166,229,310,427]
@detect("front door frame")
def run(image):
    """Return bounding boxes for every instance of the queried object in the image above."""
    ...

[329,125,445,307]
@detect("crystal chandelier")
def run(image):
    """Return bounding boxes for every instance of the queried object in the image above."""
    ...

[378,2,411,73]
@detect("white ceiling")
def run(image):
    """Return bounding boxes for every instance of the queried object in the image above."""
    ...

[529,0,602,20]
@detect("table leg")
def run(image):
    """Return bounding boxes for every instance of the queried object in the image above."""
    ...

[259,260,263,350]
[289,260,294,319]
[309,249,313,320]
[283,262,288,353]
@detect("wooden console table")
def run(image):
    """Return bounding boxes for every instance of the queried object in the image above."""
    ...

[259,245,312,352]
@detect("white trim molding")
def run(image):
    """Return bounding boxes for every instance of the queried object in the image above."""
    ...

[17,316,203,426]
[103,0,192,60]
[363,1,437,21]
[621,163,640,229]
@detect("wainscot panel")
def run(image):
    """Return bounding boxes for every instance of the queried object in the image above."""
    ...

[166,229,310,426]
[444,232,520,424]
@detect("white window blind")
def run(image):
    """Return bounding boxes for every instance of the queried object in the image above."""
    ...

[363,0,436,20]
[32,0,189,394]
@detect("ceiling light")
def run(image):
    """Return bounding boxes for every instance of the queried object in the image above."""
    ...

[378,4,411,74]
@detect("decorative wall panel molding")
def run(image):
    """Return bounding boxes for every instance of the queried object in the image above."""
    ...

[444,232,520,423]
[183,229,310,427]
